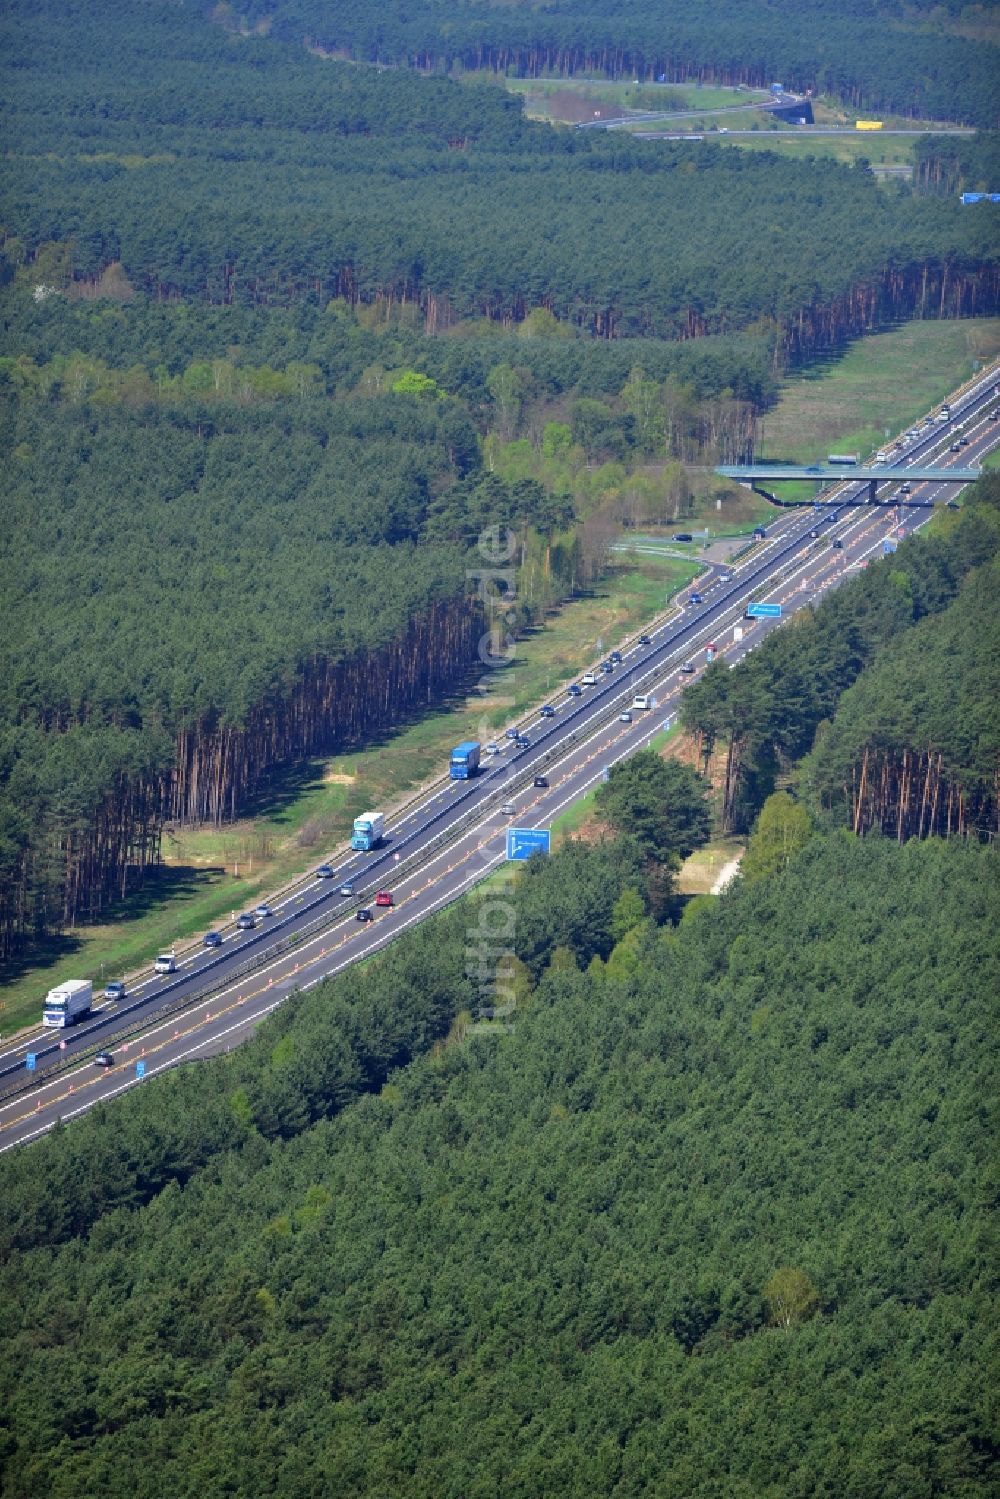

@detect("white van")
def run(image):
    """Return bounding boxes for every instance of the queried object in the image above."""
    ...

[154,952,177,975]
[632,693,653,710]
[582,671,598,686]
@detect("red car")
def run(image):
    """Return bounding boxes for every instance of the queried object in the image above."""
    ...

[374,890,394,907]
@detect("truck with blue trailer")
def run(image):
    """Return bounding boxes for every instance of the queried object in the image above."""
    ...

[450,741,481,780]
[351,812,385,851]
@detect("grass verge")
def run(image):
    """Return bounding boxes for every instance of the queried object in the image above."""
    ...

[0,556,699,1035]
[758,319,1000,467]
[676,838,746,895]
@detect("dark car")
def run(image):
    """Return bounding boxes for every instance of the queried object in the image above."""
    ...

[688,592,702,605]
[600,660,614,673]
[505,727,520,739]
[680,661,696,675]
[540,704,556,717]
[103,980,126,1001]
[950,442,961,452]
[356,908,373,923]
[515,734,531,748]
[753,526,767,539]
[94,1051,114,1069]
[533,775,549,788]
[810,528,820,538]
[315,864,334,879]
[832,538,844,550]
[610,650,623,664]
[568,683,583,697]
[236,912,256,931]
[203,931,223,949]
[672,532,693,542]
[958,435,970,446]
[637,633,652,646]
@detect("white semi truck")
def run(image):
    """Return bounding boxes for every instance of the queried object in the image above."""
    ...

[42,978,93,1029]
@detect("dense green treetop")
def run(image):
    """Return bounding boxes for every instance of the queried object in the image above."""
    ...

[801,557,1000,831]
[914,131,1000,196]
[739,791,814,883]
[681,477,1000,829]
[0,398,476,732]
[0,292,781,407]
[0,831,995,1495]
[0,387,493,952]
[247,0,1000,127]
[595,749,712,864]
[2,2,995,338]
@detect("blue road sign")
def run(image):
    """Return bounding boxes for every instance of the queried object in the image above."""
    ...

[26,1052,36,1071]
[746,601,782,619]
[136,1060,146,1079]
[882,539,897,554]
[506,827,551,861]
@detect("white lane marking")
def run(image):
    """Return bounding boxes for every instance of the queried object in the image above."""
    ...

[1,465,976,1140]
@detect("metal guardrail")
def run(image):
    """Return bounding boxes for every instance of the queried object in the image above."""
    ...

[8,371,999,1111]
[25,373,993,1082]
[3,485,920,1107]
[3,553,795,1100]
[12,398,949,1074]
[9,565,720,1046]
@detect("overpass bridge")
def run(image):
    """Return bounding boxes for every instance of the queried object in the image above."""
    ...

[715,463,980,505]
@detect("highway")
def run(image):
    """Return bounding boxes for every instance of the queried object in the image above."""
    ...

[630,127,976,140]
[1,366,997,1149]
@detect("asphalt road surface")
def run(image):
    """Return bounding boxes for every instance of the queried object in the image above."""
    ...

[1,367,997,1149]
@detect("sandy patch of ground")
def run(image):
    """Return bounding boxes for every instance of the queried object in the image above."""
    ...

[711,856,743,893]
[542,90,614,124]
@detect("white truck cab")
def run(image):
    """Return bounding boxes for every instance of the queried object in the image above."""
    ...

[154,952,177,975]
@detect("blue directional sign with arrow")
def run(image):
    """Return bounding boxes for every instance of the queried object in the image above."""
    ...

[506,827,551,861]
[746,601,782,618]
